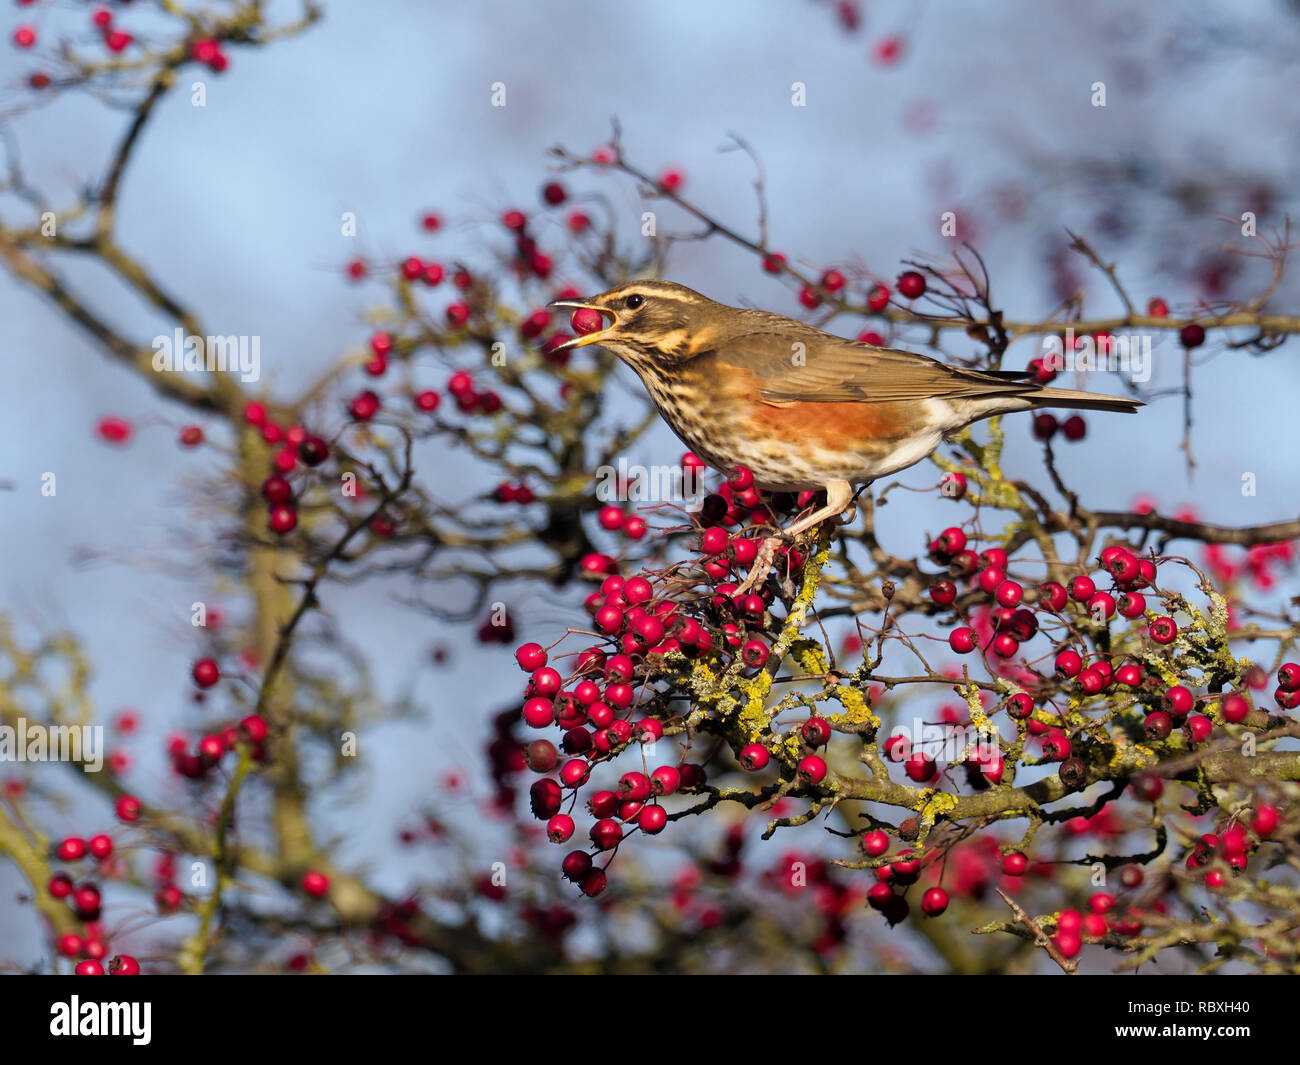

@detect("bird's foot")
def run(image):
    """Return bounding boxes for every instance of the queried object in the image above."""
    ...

[734,535,783,596]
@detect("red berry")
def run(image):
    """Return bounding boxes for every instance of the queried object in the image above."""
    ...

[1162,685,1194,718]
[1149,616,1178,644]
[636,804,668,834]
[268,504,297,534]
[940,471,968,499]
[1037,581,1068,612]
[192,658,219,688]
[1054,649,1083,679]
[948,627,976,654]
[739,743,770,771]
[546,814,575,843]
[995,580,1023,608]
[1185,715,1212,743]
[1278,663,1300,691]
[301,870,329,898]
[884,734,910,761]
[867,882,895,911]
[740,639,769,669]
[1076,667,1105,695]
[1032,413,1057,440]
[57,933,85,959]
[590,818,622,851]
[261,474,292,506]
[13,25,36,49]
[597,505,625,532]
[1147,298,1168,317]
[56,836,87,862]
[1028,357,1057,384]
[867,283,890,311]
[701,527,730,555]
[862,830,890,857]
[1006,692,1034,719]
[797,754,827,784]
[990,632,1019,658]
[1117,591,1146,618]
[896,271,927,300]
[904,753,935,782]
[570,307,604,336]
[515,643,547,671]
[108,955,140,975]
[115,795,141,822]
[1061,415,1086,442]
[801,717,832,747]
[88,834,113,860]
[522,697,555,729]
[929,579,957,606]
[1221,693,1250,723]
[1001,852,1028,876]
[349,390,380,421]
[1252,804,1279,836]
[1179,323,1206,348]
[1144,711,1172,740]
[933,526,967,557]
[1041,734,1071,761]
[579,869,607,897]
[561,851,592,882]
[73,884,102,919]
[921,886,949,916]
[1102,548,1140,583]
[1115,663,1143,687]
[49,873,73,898]
[1069,575,1096,602]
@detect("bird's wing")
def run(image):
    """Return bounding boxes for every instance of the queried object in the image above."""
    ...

[700,328,1038,405]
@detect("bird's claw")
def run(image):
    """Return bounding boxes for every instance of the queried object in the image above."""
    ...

[734,535,784,596]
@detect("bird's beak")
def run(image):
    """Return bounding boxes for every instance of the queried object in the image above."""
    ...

[547,298,619,351]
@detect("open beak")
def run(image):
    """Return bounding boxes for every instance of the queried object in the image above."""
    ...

[547,298,618,351]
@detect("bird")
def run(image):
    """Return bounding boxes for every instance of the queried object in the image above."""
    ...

[549,279,1142,591]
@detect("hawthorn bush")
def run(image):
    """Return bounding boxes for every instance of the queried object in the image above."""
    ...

[2,2,1299,976]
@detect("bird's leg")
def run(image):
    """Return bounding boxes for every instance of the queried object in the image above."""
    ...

[735,480,854,594]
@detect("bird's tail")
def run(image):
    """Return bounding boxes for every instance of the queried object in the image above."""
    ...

[1024,387,1143,414]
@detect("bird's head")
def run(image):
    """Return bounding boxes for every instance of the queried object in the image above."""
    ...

[548,280,723,374]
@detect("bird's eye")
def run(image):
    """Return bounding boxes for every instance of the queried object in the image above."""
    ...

[624,293,644,310]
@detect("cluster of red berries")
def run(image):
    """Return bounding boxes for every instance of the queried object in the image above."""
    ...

[166,712,269,780]
[512,459,934,897]
[500,207,553,280]
[596,506,649,541]
[85,6,133,53]
[49,834,140,973]
[241,401,331,535]
[925,533,1285,771]
[786,266,928,314]
[444,369,502,415]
